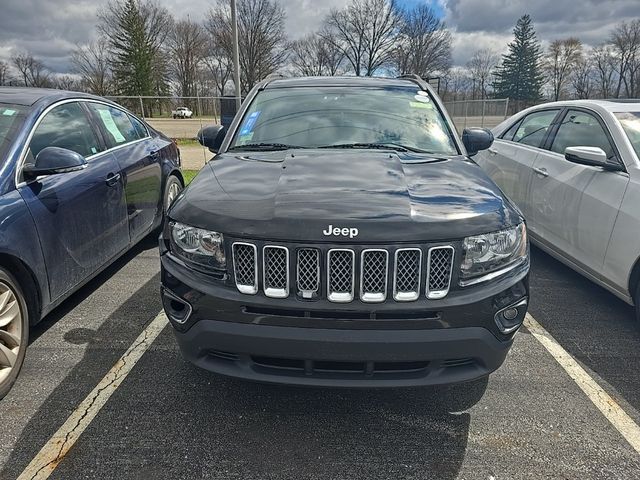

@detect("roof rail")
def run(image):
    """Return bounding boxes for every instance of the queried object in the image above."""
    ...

[396,74,425,83]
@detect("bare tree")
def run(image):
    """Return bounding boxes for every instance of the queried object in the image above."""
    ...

[71,40,113,95]
[168,18,208,98]
[322,0,401,77]
[544,38,583,101]
[0,61,9,86]
[466,49,498,99]
[571,55,594,99]
[440,67,471,102]
[54,75,81,91]
[289,33,344,76]
[610,19,640,97]
[394,4,451,79]
[593,44,617,98]
[207,0,288,94]
[202,50,232,97]
[11,52,52,87]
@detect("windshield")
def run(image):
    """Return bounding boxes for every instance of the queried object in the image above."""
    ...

[0,104,27,160]
[615,112,640,159]
[229,86,459,155]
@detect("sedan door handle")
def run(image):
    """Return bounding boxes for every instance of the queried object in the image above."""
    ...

[105,172,121,187]
[533,167,549,178]
[487,148,498,155]
[149,150,160,159]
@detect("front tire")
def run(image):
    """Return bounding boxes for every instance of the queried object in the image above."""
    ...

[0,268,29,400]
[634,284,640,324]
[164,175,183,215]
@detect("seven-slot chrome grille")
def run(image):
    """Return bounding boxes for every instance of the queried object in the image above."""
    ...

[231,242,454,303]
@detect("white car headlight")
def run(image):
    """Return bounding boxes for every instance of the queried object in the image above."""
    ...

[170,222,226,271]
[460,223,528,285]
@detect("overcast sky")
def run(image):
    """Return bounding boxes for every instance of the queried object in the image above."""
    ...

[0,0,639,75]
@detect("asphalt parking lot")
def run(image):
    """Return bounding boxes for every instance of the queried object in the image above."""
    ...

[1,237,639,480]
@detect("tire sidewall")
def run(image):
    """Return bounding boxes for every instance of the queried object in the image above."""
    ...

[0,268,29,400]
[635,284,640,324]
[164,175,183,214]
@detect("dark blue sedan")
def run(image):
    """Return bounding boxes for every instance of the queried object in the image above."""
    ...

[0,88,183,398]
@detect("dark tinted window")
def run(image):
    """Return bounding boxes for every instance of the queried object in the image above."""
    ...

[129,114,148,139]
[551,110,614,159]
[29,102,101,159]
[88,103,143,147]
[229,86,459,155]
[512,110,559,148]
[615,112,640,159]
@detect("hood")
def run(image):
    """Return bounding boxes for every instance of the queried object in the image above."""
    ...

[170,150,521,242]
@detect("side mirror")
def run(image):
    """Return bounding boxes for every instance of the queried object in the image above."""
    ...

[23,147,87,178]
[564,146,624,171]
[197,125,226,153]
[462,127,494,156]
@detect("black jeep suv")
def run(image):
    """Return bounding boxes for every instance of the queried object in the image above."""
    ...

[159,75,529,387]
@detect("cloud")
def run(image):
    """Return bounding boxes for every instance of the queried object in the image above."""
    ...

[0,0,638,75]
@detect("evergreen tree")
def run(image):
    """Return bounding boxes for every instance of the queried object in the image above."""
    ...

[493,14,544,109]
[99,0,172,99]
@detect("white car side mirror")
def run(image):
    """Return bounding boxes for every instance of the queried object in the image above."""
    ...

[564,146,623,171]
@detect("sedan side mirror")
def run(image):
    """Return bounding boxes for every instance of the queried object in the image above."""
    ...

[23,147,87,178]
[462,127,494,156]
[197,125,226,153]
[564,146,624,171]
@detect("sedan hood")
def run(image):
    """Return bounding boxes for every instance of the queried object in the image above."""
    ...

[170,150,521,242]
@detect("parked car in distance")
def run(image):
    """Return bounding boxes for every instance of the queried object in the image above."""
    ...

[474,100,640,323]
[160,75,530,390]
[172,107,193,119]
[0,87,184,399]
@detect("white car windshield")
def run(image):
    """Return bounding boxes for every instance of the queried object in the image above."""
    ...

[615,112,640,159]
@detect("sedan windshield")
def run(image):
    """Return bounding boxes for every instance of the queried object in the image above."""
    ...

[615,112,640,159]
[229,86,459,155]
[0,104,27,160]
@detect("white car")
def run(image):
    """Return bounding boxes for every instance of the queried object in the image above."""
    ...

[474,100,640,322]
[172,107,193,119]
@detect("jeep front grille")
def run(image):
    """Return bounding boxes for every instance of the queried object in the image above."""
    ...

[297,248,320,298]
[360,249,388,303]
[231,242,455,303]
[394,248,422,301]
[327,249,355,303]
[263,246,289,298]
[426,246,454,299]
[232,243,258,294]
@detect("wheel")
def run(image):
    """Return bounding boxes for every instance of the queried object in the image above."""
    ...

[0,268,29,400]
[164,175,183,214]
[634,283,640,324]
[172,115,176,119]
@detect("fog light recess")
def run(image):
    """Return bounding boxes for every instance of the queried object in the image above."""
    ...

[162,288,193,325]
[494,297,528,334]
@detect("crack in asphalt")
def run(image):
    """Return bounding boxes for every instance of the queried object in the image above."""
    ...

[26,327,154,480]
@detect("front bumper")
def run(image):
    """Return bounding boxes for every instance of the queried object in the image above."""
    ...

[161,250,529,387]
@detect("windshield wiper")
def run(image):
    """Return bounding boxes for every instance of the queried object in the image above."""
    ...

[316,142,428,153]
[228,143,303,151]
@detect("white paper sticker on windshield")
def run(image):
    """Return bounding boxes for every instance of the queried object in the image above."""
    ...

[413,95,430,103]
[2,109,16,116]
[416,90,429,97]
[97,108,126,143]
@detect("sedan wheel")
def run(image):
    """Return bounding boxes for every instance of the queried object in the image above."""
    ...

[164,175,183,214]
[0,269,29,400]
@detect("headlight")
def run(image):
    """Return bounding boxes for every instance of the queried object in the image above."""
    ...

[170,222,226,271]
[460,223,528,285]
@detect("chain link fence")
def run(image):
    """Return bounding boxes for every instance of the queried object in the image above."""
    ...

[443,98,510,133]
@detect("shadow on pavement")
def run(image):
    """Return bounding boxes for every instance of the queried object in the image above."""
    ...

[51,346,486,480]
[1,257,162,479]
[528,246,640,413]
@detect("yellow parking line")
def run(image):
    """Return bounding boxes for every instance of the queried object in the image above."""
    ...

[525,313,640,454]
[17,312,168,480]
